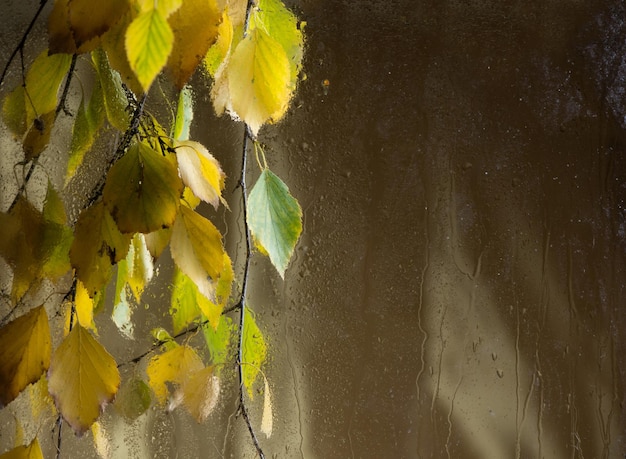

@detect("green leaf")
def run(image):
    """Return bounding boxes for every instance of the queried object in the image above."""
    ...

[0,306,51,406]
[103,142,183,233]
[202,315,235,369]
[69,202,131,296]
[125,8,174,92]
[242,307,267,399]
[47,324,120,434]
[226,28,292,136]
[248,168,302,277]
[170,205,225,300]
[173,86,193,141]
[170,267,202,335]
[114,378,151,421]
[92,48,130,131]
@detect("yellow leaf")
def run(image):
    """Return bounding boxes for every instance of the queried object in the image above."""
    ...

[180,366,219,422]
[101,9,144,96]
[175,140,225,209]
[68,0,130,48]
[146,345,203,405]
[24,50,72,124]
[204,9,233,77]
[48,324,120,435]
[69,202,131,296]
[125,8,174,92]
[227,28,291,136]
[166,0,220,89]
[104,142,183,233]
[242,307,266,398]
[22,110,56,161]
[137,0,182,16]
[28,376,56,423]
[260,376,273,437]
[0,438,44,459]
[0,306,51,406]
[75,280,97,333]
[144,227,172,258]
[126,233,154,300]
[170,205,225,300]
[2,85,27,136]
[91,421,111,459]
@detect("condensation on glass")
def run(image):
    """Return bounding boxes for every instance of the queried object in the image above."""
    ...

[1,0,625,458]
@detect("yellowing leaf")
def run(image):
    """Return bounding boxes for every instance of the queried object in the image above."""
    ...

[170,268,201,334]
[227,28,291,136]
[0,438,44,459]
[173,86,193,141]
[180,366,219,422]
[69,202,131,296]
[175,140,225,209]
[166,0,220,89]
[204,10,233,77]
[125,8,174,92]
[137,0,182,16]
[144,227,172,259]
[170,205,225,300]
[247,168,302,277]
[202,316,234,369]
[126,233,154,300]
[260,376,273,437]
[241,307,266,398]
[68,0,129,48]
[48,324,120,434]
[24,51,72,122]
[146,345,203,405]
[41,184,73,280]
[103,142,183,233]
[2,85,27,136]
[251,0,304,82]
[75,280,97,333]
[91,421,111,459]
[28,376,56,422]
[22,110,56,161]
[0,306,51,406]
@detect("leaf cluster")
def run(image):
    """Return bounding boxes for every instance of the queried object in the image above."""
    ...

[0,0,305,455]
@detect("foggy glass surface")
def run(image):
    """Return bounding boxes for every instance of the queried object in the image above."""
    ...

[1,0,625,458]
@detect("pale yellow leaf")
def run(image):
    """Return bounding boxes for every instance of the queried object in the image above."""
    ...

[260,376,273,438]
[48,325,120,434]
[175,140,225,209]
[91,421,111,459]
[0,306,50,406]
[170,205,225,300]
[227,28,291,136]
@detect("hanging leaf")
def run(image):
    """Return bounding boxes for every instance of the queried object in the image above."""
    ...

[251,0,304,82]
[144,227,172,259]
[24,51,72,123]
[146,344,204,405]
[114,377,151,420]
[41,184,73,280]
[170,205,225,300]
[203,315,234,368]
[248,168,302,277]
[226,28,291,136]
[103,142,183,233]
[241,307,267,398]
[137,0,182,16]
[125,8,174,92]
[92,48,130,131]
[260,376,273,437]
[166,0,220,89]
[100,9,144,96]
[179,366,220,422]
[204,10,233,77]
[66,82,105,183]
[173,86,194,141]
[69,202,131,296]
[28,376,56,423]
[175,140,225,209]
[47,324,120,434]
[170,267,202,334]
[75,280,97,333]
[0,438,44,459]
[91,421,111,459]
[0,306,51,407]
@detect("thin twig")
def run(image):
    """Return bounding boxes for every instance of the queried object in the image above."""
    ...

[85,92,147,207]
[236,127,265,458]
[0,0,49,89]
[54,414,63,459]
